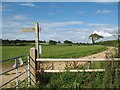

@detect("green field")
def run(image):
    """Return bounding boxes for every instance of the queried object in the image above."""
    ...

[41,45,107,58]
[1,45,107,60]
[1,46,32,60]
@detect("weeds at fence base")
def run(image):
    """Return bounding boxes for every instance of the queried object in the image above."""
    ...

[36,71,119,88]
[35,61,120,89]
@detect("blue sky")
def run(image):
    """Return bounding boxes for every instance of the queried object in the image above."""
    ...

[2,2,118,43]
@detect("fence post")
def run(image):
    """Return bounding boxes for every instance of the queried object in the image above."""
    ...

[27,56,30,87]
[73,61,77,69]
[87,61,91,69]
[15,59,18,89]
[30,47,37,85]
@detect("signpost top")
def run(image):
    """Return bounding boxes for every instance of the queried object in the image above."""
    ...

[22,27,41,32]
[21,22,41,58]
[22,22,41,32]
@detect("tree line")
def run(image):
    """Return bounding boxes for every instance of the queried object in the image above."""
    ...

[1,39,92,46]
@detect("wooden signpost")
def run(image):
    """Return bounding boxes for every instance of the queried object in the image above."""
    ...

[22,22,41,85]
[22,22,41,58]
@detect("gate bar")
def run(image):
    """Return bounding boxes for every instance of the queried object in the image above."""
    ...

[36,58,120,62]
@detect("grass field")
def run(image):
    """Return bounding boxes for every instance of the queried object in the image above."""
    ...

[1,46,32,60]
[1,45,107,60]
[41,45,107,58]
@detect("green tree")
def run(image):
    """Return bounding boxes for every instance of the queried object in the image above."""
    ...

[89,33,103,44]
[64,40,73,44]
[49,40,57,45]
[57,41,61,44]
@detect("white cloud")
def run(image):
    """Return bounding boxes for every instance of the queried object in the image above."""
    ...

[42,21,85,28]
[19,3,35,7]
[13,15,28,21]
[92,31,112,37]
[41,27,89,42]
[81,36,86,39]
[43,21,114,29]
[96,27,118,31]
[88,23,109,27]
[95,8,111,14]
[2,19,35,40]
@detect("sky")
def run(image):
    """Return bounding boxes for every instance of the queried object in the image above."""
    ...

[2,0,120,2]
[1,2,118,43]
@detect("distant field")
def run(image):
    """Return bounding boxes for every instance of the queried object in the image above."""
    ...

[1,45,107,60]
[1,46,32,60]
[41,45,107,58]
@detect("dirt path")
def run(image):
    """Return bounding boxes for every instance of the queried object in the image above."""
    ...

[82,46,115,59]
[0,46,116,87]
[0,65,28,87]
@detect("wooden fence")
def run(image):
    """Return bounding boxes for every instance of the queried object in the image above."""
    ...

[29,47,120,83]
